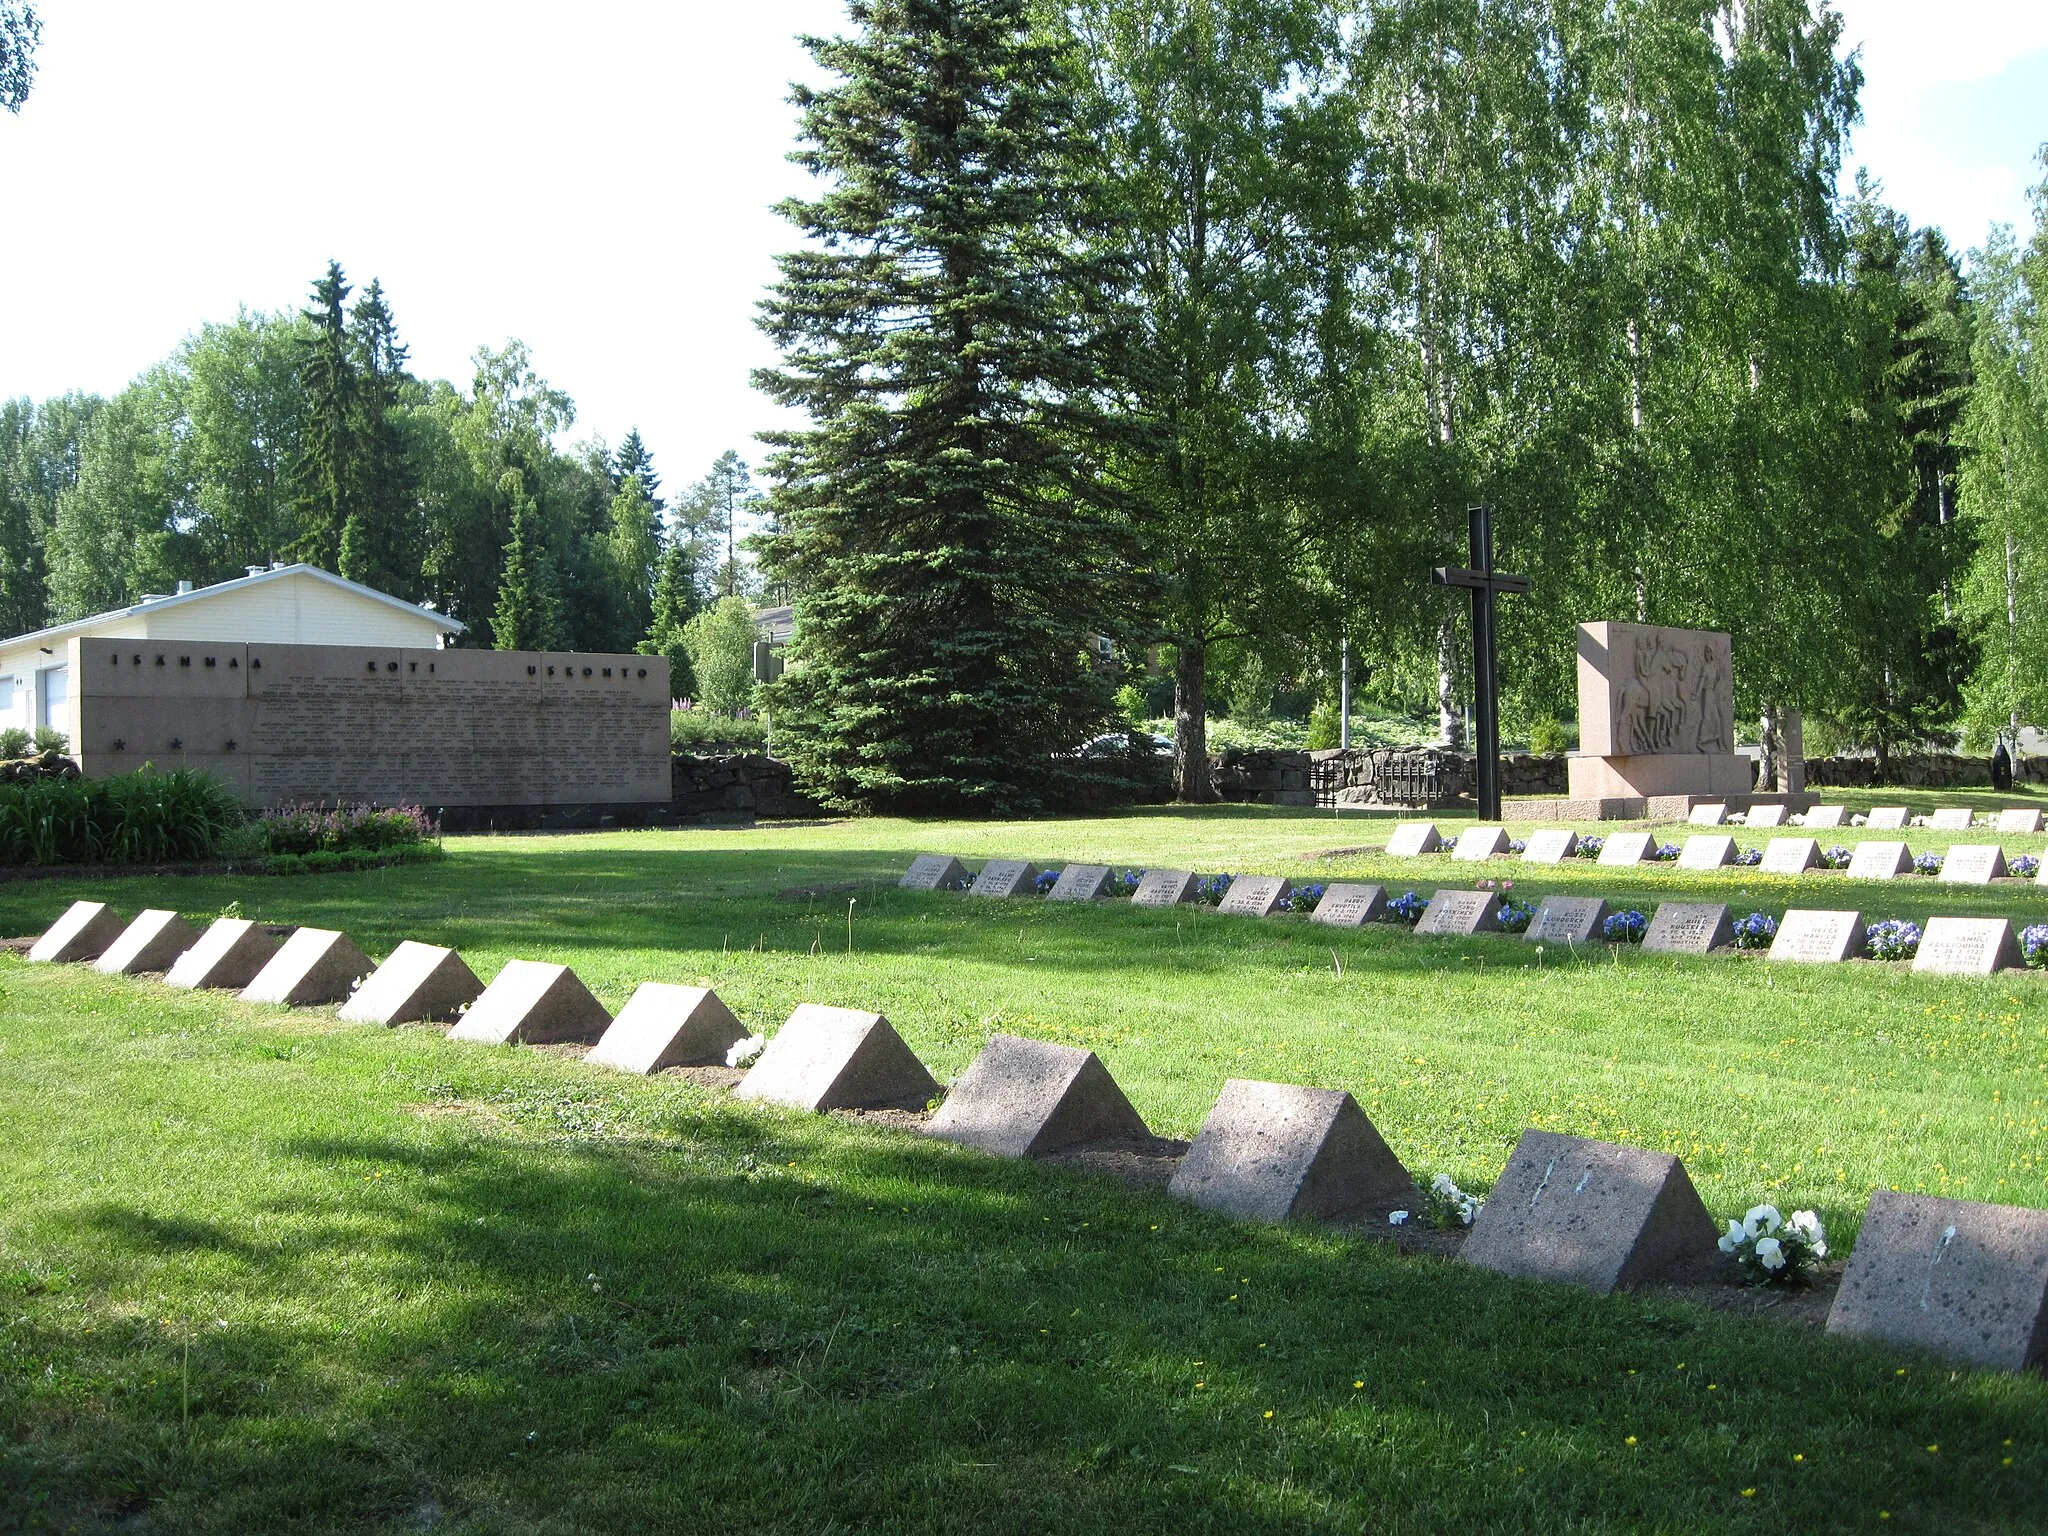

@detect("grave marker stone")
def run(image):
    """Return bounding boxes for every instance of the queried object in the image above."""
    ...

[1386,822,1442,857]
[1168,1079,1412,1223]
[1677,835,1735,870]
[1131,869,1198,907]
[1768,909,1864,964]
[1311,884,1386,928]
[1597,831,1655,866]
[1760,837,1819,875]
[1451,826,1509,861]
[1996,808,2043,835]
[1524,896,1608,945]
[1845,841,1912,880]
[1046,864,1112,902]
[587,984,746,1074]
[28,901,128,964]
[1218,876,1291,917]
[1940,844,2006,885]
[241,927,373,1006]
[969,860,1037,899]
[1866,806,1910,830]
[1642,903,1732,954]
[1415,889,1501,937]
[1521,829,1578,864]
[92,909,200,975]
[337,941,484,1025]
[1803,805,1848,829]
[1930,807,1975,831]
[165,918,284,990]
[1460,1128,1720,1292]
[449,960,612,1046]
[1826,1189,2048,1372]
[900,854,968,892]
[1745,804,1788,828]
[1913,917,2020,976]
[1688,803,1728,827]
[734,1003,940,1112]
[926,1034,1149,1159]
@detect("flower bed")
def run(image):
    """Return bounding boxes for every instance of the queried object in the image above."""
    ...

[1603,910,1647,943]
[260,803,438,857]
[1866,919,1922,961]
[1731,912,1777,949]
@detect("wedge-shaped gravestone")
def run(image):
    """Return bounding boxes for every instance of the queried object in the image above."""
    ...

[1677,834,1735,870]
[1804,805,1848,829]
[1598,831,1655,866]
[1914,917,2021,976]
[1930,807,1975,831]
[165,918,282,990]
[1768,909,1864,964]
[1451,826,1508,861]
[1461,1128,1719,1293]
[337,941,483,1026]
[1827,1190,2048,1372]
[450,960,611,1046]
[1746,804,1788,829]
[1132,869,1198,907]
[93,909,200,975]
[1642,903,1731,954]
[1521,829,1578,864]
[1415,889,1500,937]
[926,1034,1148,1158]
[900,854,968,892]
[1688,803,1728,827]
[1940,844,2006,885]
[1846,841,1912,880]
[969,860,1037,898]
[1168,1079,1411,1224]
[1386,822,1442,857]
[1218,876,1290,917]
[1996,808,2043,835]
[587,983,745,1074]
[1311,883,1385,928]
[1525,896,1607,945]
[1047,864,1112,902]
[240,927,372,1007]
[28,901,128,964]
[1866,806,1910,830]
[734,1003,940,1112]
[1761,837,1819,875]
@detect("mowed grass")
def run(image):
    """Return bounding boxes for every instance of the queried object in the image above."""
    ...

[4,804,2048,1531]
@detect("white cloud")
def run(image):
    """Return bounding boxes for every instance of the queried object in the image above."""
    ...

[1832,0,2048,86]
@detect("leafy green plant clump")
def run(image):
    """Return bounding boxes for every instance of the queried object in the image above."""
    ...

[671,710,769,753]
[257,803,438,857]
[0,765,245,866]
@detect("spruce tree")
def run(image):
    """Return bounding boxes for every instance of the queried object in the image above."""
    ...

[287,261,358,569]
[755,0,1146,815]
[338,279,417,596]
[613,428,661,508]
[639,535,704,698]
[491,473,560,651]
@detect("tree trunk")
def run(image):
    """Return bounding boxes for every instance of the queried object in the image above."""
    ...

[1437,606,1464,747]
[1173,641,1215,803]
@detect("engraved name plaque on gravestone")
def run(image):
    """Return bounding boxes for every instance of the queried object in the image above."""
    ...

[1803,805,1848,829]
[1414,889,1501,937]
[1525,896,1607,945]
[1997,808,2043,835]
[1760,837,1819,875]
[1745,804,1788,828]
[969,860,1038,898]
[1866,806,1910,830]
[1521,829,1578,864]
[1930,807,1975,830]
[1047,864,1112,902]
[1451,826,1509,861]
[1597,831,1655,866]
[1642,903,1732,954]
[1914,917,2021,976]
[1386,822,1442,857]
[1677,835,1735,870]
[1132,869,1198,907]
[1218,875,1291,917]
[1311,884,1386,927]
[1688,804,1727,827]
[1767,909,1864,964]
[1845,841,1912,880]
[900,854,968,892]
[1940,844,2006,884]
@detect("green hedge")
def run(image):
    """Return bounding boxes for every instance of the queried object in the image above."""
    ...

[0,767,246,866]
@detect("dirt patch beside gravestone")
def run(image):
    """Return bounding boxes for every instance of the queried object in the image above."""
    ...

[1037,1133,1190,1190]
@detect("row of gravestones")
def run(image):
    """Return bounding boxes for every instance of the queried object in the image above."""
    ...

[1394,821,2046,883]
[1688,804,2040,833]
[900,855,2032,973]
[24,898,2048,1373]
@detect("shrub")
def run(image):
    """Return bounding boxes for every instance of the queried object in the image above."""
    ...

[1527,715,1568,756]
[32,726,67,755]
[0,727,29,758]
[683,595,763,717]
[258,803,436,857]
[0,765,245,866]
[671,710,770,752]
[1305,701,1341,750]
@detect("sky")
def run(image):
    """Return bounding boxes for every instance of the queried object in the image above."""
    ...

[0,1,2043,493]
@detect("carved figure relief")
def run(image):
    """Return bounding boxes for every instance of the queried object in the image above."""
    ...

[1605,627,1733,757]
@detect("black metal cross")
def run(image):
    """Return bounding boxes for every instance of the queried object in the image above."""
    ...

[1431,503,1530,821]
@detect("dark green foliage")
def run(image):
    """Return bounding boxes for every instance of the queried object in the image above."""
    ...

[640,537,703,698]
[756,0,1148,815]
[0,0,38,113]
[0,766,244,866]
[336,280,419,598]
[491,476,561,653]
[287,262,358,570]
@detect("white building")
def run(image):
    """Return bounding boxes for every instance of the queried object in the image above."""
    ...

[0,564,464,745]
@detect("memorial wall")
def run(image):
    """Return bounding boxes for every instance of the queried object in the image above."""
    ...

[68,638,671,808]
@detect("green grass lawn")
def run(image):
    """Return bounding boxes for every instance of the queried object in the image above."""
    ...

[5,804,2048,1531]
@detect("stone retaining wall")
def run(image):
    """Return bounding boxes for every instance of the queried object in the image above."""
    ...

[671,753,826,820]
[1801,753,2048,790]
[1210,746,1569,807]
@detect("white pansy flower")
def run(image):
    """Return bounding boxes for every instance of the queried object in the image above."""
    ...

[725,1033,767,1068]
[1431,1173,1459,1196]
[1719,1218,1745,1254]
[1389,1210,1410,1226]
[1743,1204,1782,1241]
[1755,1236,1786,1271]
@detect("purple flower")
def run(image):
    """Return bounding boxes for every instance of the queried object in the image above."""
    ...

[1731,911,1777,949]
[1604,910,1647,943]
[1866,919,1921,961]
